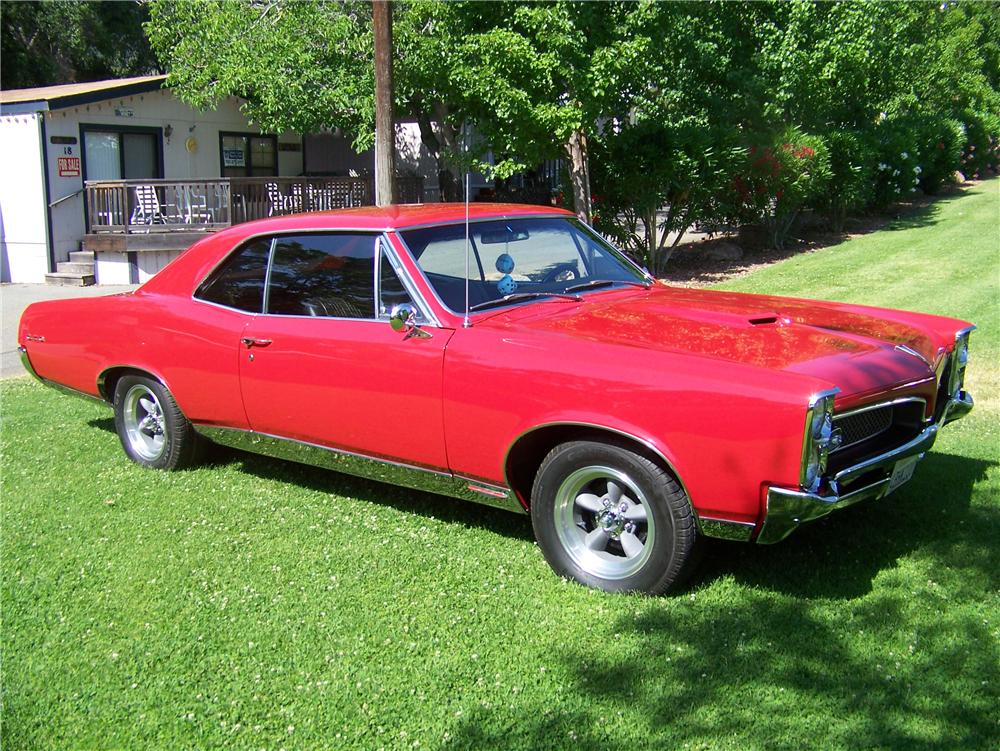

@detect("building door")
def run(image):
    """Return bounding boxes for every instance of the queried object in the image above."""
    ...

[81,127,162,181]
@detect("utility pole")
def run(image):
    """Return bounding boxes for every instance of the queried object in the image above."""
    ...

[373,0,396,206]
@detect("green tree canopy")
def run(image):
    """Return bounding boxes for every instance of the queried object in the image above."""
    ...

[1,0,158,89]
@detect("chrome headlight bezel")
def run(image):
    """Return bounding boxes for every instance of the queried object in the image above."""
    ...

[800,388,839,492]
[948,327,974,400]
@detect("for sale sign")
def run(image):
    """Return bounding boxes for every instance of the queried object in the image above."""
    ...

[57,156,81,177]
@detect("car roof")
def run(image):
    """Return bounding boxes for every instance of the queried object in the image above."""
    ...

[221,202,574,236]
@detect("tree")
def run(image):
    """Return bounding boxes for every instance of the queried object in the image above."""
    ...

[146,1,375,146]
[1,0,158,89]
[146,1,665,220]
[423,1,662,222]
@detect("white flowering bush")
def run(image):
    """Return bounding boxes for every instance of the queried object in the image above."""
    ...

[872,122,920,208]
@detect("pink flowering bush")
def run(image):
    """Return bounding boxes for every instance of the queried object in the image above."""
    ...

[733,127,831,249]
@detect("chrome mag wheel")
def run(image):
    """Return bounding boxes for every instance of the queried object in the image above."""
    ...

[553,465,655,580]
[122,383,167,462]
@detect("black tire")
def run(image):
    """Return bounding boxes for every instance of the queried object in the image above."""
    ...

[113,375,202,470]
[530,439,701,595]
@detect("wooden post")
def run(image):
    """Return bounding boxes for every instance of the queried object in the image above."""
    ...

[373,0,396,206]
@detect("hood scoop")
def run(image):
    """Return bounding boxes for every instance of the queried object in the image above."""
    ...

[748,315,781,326]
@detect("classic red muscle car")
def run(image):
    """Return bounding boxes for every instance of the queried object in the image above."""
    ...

[19,203,975,594]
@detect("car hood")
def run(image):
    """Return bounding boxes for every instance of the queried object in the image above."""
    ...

[485,286,941,397]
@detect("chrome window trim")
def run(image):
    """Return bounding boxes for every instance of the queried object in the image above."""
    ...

[190,295,261,317]
[393,213,571,233]
[261,236,277,314]
[191,235,273,314]
[191,229,391,318]
[378,233,441,328]
[193,424,525,514]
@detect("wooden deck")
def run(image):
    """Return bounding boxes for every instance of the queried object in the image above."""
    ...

[83,175,425,255]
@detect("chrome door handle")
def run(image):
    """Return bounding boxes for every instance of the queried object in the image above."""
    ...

[241,337,273,348]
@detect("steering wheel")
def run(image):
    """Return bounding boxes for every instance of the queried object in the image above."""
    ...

[541,264,581,284]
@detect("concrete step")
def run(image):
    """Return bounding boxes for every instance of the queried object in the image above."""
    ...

[57,261,95,274]
[45,272,96,287]
[69,250,95,263]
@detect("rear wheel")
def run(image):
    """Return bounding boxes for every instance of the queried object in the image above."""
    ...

[113,375,202,470]
[530,440,701,594]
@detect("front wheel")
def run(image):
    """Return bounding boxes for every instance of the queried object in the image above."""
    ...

[113,375,202,470]
[530,440,701,594]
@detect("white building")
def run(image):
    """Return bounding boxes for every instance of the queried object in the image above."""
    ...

[0,75,448,285]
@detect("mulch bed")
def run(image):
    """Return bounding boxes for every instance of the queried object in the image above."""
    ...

[658,180,980,287]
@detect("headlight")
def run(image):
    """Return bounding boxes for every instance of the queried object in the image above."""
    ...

[801,390,838,492]
[949,330,972,399]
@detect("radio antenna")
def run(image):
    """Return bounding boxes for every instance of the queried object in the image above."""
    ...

[463,120,472,329]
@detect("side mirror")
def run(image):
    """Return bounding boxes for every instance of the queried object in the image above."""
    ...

[389,303,432,339]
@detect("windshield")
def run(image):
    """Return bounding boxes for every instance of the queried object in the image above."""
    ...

[399,217,647,314]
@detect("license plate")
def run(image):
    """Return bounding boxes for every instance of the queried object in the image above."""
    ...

[887,456,920,495]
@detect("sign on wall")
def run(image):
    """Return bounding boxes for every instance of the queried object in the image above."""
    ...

[57,156,81,177]
[223,149,246,167]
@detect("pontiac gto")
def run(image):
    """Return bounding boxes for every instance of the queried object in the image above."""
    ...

[18,203,975,594]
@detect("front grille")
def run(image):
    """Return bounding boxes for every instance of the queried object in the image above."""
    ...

[826,398,926,477]
[833,406,893,452]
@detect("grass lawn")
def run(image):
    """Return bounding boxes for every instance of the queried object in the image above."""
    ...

[2,179,998,751]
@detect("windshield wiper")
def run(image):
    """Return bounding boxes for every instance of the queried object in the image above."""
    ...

[564,278,652,293]
[469,292,582,312]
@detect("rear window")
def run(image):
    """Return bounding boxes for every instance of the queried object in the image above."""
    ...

[194,238,270,312]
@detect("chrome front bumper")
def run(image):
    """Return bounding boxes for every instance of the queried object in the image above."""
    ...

[756,390,973,544]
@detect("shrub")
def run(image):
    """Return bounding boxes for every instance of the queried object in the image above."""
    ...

[872,114,965,206]
[871,119,922,209]
[819,130,878,231]
[912,116,965,194]
[733,126,831,249]
[959,109,1000,178]
[591,122,744,272]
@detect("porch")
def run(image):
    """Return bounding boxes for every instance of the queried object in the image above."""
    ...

[81,175,424,284]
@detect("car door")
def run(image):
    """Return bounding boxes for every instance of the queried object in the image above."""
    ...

[238,232,454,470]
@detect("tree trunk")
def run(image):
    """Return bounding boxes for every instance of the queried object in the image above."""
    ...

[372,0,396,205]
[414,102,463,202]
[565,128,591,223]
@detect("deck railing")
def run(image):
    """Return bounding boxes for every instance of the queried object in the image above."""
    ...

[85,175,424,234]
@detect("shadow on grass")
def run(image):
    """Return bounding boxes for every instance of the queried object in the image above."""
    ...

[692,451,997,599]
[444,451,999,749]
[214,441,535,541]
[86,419,994,596]
[446,595,998,748]
[86,415,534,540]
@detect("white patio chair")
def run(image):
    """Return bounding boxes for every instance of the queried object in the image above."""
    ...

[129,185,169,227]
[266,182,294,216]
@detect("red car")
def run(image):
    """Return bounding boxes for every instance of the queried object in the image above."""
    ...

[18,204,975,594]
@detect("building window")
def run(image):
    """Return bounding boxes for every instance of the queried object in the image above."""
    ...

[81,126,162,181]
[220,133,277,177]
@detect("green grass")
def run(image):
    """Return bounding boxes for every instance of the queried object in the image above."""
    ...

[3,179,998,750]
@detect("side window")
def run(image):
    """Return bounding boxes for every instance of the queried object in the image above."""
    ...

[195,238,271,312]
[378,242,415,318]
[266,233,376,318]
